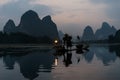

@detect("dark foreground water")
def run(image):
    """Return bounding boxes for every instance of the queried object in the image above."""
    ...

[0,44,120,80]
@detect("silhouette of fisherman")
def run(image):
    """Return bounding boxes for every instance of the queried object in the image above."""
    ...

[63,34,68,46]
[63,34,72,49]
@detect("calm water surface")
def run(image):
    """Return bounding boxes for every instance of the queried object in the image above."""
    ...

[0,44,120,80]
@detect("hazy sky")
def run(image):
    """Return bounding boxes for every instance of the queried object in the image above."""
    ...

[0,0,120,36]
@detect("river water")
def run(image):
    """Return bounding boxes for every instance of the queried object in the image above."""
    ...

[0,44,120,80]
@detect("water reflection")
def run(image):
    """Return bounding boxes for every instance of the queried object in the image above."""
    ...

[109,45,120,58]
[3,55,16,69]
[83,49,94,63]
[54,46,89,67]
[0,49,54,80]
[18,51,54,80]
[63,52,72,67]
[54,45,119,66]
[0,45,120,80]
[94,46,116,66]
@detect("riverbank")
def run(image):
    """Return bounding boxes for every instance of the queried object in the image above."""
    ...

[0,44,53,48]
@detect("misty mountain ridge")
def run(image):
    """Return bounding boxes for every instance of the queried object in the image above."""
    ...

[109,29,120,43]
[3,10,59,40]
[82,25,95,41]
[3,19,17,34]
[95,22,117,40]
[1,10,118,43]
[82,22,117,41]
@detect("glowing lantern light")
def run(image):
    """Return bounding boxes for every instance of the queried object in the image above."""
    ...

[54,40,58,44]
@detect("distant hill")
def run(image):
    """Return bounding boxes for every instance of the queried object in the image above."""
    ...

[82,26,95,41]
[3,10,59,40]
[3,19,18,34]
[81,22,117,42]
[95,22,117,40]
[109,29,120,43]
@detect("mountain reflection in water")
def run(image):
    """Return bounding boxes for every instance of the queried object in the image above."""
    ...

[0,45,120,80]
[0,49,54,80]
